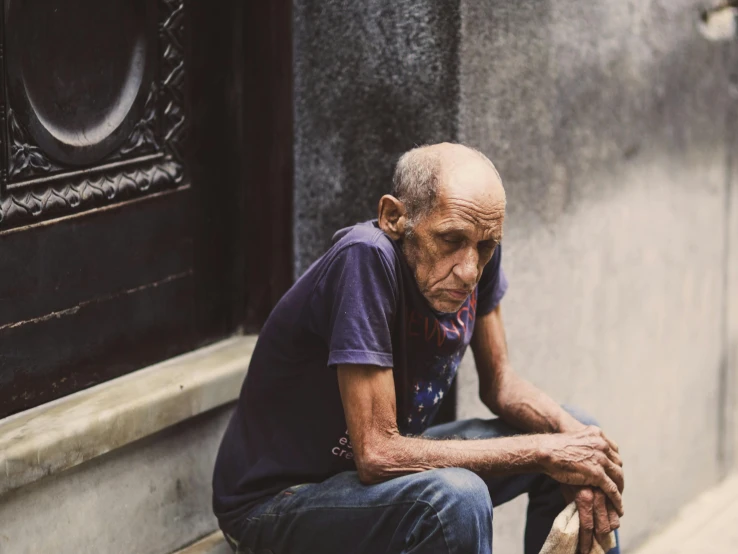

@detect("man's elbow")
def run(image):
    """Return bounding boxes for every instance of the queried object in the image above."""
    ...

[355,449,390,484]
[480,388,503,415]
[354,438,401,485]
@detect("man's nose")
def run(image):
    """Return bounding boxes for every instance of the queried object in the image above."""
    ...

[452,248,479,286]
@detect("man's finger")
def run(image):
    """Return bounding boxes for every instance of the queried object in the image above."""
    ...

[576,490,595,554]
[596,471,624,517]
[593,490,611,537]
[605,459,625,493]
[606,499,621,531]
[579,523,594,554]
[606,447,623,468]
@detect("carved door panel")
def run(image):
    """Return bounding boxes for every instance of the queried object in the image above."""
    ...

[0,0,275,418]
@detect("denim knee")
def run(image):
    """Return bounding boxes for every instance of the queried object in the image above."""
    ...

[414,468,492,553]
[562,404,600,427]
[419,467,492,518]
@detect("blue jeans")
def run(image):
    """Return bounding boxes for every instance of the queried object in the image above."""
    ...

[220,409,621,554]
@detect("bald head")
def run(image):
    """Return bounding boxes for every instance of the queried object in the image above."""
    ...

[379,143,506,312]
[391,142,505,228]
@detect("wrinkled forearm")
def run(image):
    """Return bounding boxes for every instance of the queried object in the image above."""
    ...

[486,370,585,434]
[338,363,550,486]
[357,430,546,485]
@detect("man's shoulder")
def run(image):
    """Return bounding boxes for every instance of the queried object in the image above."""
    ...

[329,220,399,265]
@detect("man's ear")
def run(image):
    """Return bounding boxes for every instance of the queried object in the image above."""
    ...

[377,195,407,240]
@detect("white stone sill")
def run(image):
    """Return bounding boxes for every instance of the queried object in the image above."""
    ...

[173,532,230,554]
[0,335,255,497]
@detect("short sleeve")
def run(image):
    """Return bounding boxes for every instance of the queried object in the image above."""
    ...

[476,244,509,316]
[310,241,399,369]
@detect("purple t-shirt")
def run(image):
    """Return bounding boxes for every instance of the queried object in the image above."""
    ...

[212,220,508,524]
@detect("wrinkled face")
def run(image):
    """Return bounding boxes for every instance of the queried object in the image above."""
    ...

[403,174,505,313]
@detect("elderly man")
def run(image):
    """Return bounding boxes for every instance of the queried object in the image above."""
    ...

[213,143,624,554]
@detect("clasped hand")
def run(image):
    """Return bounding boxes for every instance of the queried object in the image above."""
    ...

[540,426,624,554]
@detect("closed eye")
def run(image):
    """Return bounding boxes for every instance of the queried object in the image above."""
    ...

[440,233,464,245]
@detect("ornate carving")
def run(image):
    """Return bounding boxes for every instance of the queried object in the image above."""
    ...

[160,0,186,166]
[0,0,187,228]
[0,158,182,225]
[7,108,61,180]
[119,85,159,156]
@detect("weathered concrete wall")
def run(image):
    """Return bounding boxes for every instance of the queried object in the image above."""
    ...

[728,45,738,480]
[457,1,735,551]
[292,0,738,552]
[0,407,231,554]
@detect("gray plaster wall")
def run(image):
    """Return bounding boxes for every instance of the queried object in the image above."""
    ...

[728,63,738,474]
[458,1,737,550]
[0,406,231,554]
[292,0,738,552]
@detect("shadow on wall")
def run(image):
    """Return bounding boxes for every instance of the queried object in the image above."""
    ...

[295,77,460,275]
[292,0,461,275]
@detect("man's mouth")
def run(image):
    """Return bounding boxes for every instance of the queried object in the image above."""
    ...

[444,289,470,301]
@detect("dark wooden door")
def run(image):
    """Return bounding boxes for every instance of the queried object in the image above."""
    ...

[0,0,293,418]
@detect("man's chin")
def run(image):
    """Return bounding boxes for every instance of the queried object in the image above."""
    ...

[428,297,466,314]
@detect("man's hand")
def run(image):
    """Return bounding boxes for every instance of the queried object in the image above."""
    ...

[538,426,625,516]
[563,485,621,554]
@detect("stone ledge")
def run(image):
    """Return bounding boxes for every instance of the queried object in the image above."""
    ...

[0,335,255,496]
[173,532,230,554]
